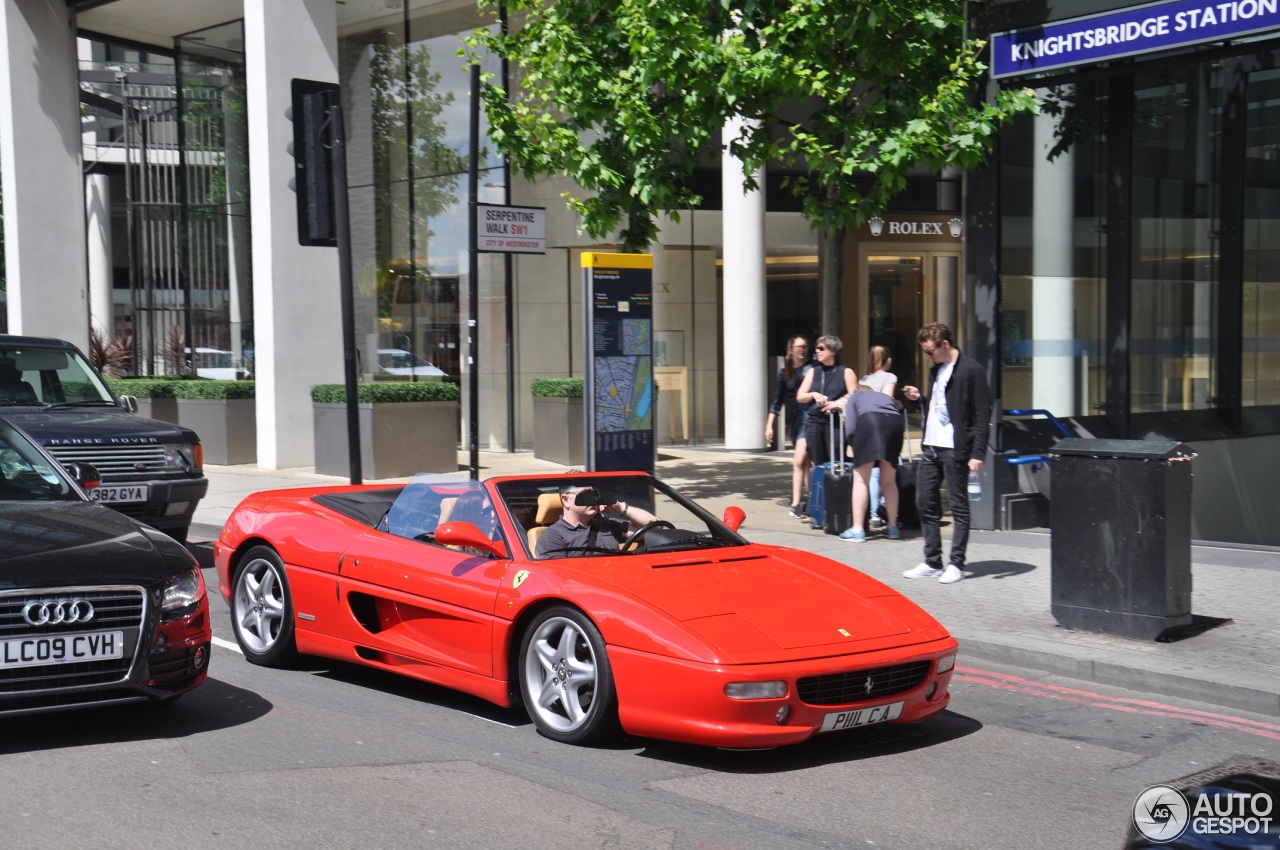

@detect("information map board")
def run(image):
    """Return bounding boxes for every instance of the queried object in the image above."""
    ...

[582,253,655,473]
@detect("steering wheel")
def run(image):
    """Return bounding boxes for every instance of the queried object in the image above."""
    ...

[621,519,676,551]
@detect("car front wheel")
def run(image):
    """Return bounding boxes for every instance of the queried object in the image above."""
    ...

[231,545,298,666]
[519,606,619,745]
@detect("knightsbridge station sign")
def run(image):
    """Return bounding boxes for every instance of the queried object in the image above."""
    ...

[992,0,1280,78]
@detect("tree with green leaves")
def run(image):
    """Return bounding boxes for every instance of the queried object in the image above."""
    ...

[467,0,1039,252]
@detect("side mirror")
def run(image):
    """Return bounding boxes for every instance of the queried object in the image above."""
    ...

[117,395,138,414]
[722,506,745,532]
[65,461,102,490]
[435,521,508,559]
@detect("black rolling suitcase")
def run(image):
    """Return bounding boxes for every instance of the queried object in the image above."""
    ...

[896,408,921,529]
[808,409,853,535]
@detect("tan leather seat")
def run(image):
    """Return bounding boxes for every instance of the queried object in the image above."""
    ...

[437,497,457,526]
[526,492,563,553]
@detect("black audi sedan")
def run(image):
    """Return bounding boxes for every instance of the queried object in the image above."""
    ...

[0,417,211,715]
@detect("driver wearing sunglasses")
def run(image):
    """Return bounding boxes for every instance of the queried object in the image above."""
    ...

[535,485,658,558]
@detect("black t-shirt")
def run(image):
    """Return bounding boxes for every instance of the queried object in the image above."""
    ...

[535,515,629,558]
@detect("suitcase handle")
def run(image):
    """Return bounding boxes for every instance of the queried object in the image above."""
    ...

[828,405,846,472]
[902,407,914,462]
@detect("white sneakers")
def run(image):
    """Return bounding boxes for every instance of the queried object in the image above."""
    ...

[903,563,965,584]
[903,563,942,579]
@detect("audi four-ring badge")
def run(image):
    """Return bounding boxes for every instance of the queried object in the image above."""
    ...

[0,418,211,716]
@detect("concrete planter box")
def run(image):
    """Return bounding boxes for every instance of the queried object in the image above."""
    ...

[533,396,584,466]
[134,396,179,424]
[177,397,257,465]
[314,400,459,479]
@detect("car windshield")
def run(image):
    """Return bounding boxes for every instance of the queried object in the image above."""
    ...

[496,474,748,559]
[379,475,500,546]
[0,421,79,500]
[0,345,115,406]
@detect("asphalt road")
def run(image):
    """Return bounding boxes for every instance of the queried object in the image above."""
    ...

[2,558,1278,849]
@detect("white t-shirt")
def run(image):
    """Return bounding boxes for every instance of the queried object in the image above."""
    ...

[922,360,955,448]
[859,370,897,394]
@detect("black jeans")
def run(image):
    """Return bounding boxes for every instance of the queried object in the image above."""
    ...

[917,445,971,569]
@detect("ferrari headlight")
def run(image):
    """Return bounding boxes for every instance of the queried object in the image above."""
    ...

[725,681,787,700]
[164,443,199,472]
[162,565,206,614]
[937,653,957,674]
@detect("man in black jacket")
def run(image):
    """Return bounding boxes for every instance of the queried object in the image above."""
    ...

[899,323,991,584]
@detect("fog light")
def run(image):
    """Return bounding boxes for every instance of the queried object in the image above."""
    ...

[937,653,957,674]
[725,681,787,700]
[775,704,792,725]
[925,681,937,701]
[193,646,207,669]
[165,501,191,517]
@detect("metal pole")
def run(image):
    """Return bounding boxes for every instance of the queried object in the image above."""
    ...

[468,63,481,480]
[502,4,516,453]
[329,96,362,484]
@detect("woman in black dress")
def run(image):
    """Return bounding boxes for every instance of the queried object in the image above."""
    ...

[764,335,813,517]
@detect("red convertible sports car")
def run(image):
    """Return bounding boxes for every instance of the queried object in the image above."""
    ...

[214,471,957,748]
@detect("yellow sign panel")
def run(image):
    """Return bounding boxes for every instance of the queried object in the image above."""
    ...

[581,252,653,269]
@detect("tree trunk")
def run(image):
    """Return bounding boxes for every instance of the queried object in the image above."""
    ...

[817,225,845,337]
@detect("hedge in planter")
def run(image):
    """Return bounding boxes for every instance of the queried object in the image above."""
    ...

[530,377,583,399]
[311,381,459,404]
[531,378,585,465]
[172,380,257,465]
[104,377,185,423]
[312,380,460,478]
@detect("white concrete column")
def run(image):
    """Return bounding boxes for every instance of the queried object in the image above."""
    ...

[224,79,250,366]
[0,0,89,347]
[86,172,113,340]
[1031,97,1075,416]
[722,116,767,450]
[245,0,344,468]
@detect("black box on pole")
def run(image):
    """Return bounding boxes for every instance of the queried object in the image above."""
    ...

[1048,438,1196,640]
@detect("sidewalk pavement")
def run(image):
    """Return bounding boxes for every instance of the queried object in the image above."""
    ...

[190,446,1280,719]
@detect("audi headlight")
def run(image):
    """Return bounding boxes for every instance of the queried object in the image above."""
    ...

[164,443,199,472]
[162,566,206,615]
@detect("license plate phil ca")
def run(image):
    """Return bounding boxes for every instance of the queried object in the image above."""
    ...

[820,700,904,732]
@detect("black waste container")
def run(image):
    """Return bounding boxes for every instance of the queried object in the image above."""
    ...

[1048,438,1195,640]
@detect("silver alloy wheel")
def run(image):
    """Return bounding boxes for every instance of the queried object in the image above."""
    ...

[233,553,287,654]
[523,614,599,735]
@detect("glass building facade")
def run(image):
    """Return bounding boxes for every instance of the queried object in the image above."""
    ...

[972,0,1280,544]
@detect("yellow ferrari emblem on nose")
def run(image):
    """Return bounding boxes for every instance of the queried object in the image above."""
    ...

[513,570,529,588]
[838,628,851,637]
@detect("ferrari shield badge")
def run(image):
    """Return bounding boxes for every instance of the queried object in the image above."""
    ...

[513,570,529,589]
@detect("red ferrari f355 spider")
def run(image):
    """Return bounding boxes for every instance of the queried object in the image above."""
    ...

[214,471,957,747]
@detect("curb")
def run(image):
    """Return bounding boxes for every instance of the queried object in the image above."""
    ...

[955,636,1280,718]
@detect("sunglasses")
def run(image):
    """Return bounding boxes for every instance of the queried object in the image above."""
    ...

[815,345,828,351]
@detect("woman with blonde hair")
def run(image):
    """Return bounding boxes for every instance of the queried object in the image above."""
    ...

[838,386,904,542]
[764,335,813,517]
[859,345,899,529]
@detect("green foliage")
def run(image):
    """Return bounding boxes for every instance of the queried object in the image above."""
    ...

[171,380,256,400]
[530,377,585,398]
[466,0,1039,250]
[311,381,461,404]
[104,378,184,399]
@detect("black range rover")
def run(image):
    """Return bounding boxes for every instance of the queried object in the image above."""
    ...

[0,335,207,542]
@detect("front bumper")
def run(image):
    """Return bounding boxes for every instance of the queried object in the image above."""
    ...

[93,476,210,531]
[609,637,959,748]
